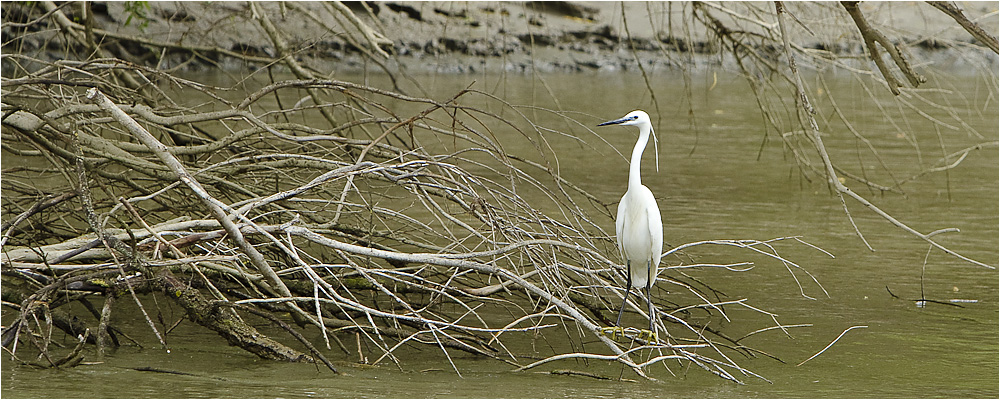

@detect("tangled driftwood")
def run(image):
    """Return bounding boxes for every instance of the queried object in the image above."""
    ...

[1,56,833,381]
[4,0,993,383]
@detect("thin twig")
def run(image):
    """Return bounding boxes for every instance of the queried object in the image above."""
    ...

[797,325,868,366]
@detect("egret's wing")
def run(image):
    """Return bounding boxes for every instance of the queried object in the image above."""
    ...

[646,195,663,282]
[615,193,627,262]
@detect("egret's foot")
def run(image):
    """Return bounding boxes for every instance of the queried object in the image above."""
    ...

[601,326,626,341]
[637,329,658,342]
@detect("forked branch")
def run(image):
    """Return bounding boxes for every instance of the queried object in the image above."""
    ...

[841,1,927,95]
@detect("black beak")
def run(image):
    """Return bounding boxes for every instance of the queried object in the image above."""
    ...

[597,117,628,127]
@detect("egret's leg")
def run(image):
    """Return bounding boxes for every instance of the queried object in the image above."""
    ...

[639,260,658,342]
[641,285,657,342]
[601,261,631,340]
[614,286,629,326]
[615,261,632,326]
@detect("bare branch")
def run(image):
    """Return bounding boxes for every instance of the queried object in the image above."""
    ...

[927,1,999,53]
[841,1,927,95]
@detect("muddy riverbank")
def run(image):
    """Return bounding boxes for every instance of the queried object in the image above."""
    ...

[3,1,997,74]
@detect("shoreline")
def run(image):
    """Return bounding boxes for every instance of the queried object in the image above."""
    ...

[2,2,997,74]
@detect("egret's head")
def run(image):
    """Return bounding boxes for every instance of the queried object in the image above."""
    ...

[597,110,650,127]
[598,109,658,172]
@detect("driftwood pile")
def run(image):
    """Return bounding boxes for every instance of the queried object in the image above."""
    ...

[15,0,995,382]
[1,57,828,381]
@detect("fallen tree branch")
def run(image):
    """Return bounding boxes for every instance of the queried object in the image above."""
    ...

[215,302,338,373]
[155,269,316,363]
[85,87,298,305]
[282,224,653,380]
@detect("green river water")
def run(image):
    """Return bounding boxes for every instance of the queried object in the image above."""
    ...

[2,69,997,398]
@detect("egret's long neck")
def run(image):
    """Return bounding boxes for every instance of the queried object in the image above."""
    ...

[628,125,651,190]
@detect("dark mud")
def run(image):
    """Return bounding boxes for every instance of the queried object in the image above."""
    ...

[2,1,997,74]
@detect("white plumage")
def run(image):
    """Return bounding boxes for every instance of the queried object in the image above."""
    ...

[599,110,663,337]
[616,183,662,290]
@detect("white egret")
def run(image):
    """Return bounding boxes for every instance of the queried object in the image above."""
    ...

[597,110,663,341]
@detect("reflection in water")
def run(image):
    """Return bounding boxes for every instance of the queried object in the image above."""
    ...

[2,70,996,397]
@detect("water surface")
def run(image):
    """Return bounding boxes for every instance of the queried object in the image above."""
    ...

[2,69,996,398]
